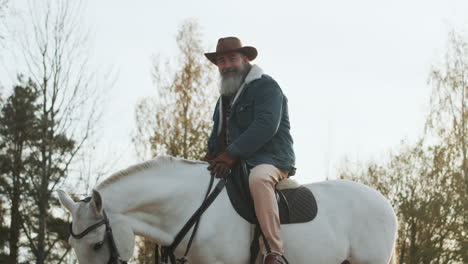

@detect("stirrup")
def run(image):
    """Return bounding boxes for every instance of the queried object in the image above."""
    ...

[263,251,289,264]
[262,251,282,264]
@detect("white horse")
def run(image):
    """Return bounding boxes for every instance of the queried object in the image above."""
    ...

[58,156,397,264]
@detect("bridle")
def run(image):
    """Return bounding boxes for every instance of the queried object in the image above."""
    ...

[69,197,127,264]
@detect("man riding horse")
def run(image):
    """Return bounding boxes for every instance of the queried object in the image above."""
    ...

[203,37,296,264]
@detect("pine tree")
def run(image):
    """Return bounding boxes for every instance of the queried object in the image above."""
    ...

[0,76,40,264]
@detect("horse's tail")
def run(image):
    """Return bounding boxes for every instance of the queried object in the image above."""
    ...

[388,218,398,264]
[388,211,398,264]
[388,244,397,264]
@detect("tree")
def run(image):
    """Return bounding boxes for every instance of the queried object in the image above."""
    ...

[0,0,7,17]
[427,30,467,187]
[0,0,7,14]
[134,19,216,161]
[0,0,8,42]
[339,30,467,263]
[6,1,101,263]
[0,76,40,264]
[426,29,467,263]
[0,198,8,263]
[133,19,217,263]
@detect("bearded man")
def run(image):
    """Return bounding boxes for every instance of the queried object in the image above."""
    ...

[203,37,296,264]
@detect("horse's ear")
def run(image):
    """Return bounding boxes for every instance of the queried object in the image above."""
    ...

[91,189,103,216]
[57,190,77,213]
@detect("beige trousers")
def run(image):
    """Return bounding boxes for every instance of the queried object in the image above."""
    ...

[249,164,289,254]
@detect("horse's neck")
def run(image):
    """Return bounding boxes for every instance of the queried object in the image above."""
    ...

[97,160,212,245]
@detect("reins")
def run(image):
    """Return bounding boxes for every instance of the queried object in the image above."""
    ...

[161,173,227,264]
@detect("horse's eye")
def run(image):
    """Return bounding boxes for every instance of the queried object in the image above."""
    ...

[93,241,104,251]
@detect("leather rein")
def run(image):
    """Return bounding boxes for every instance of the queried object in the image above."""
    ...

[69,197,127,264]
[161,174,227,264]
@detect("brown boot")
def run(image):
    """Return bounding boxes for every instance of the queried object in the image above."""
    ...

[263,252,284,264]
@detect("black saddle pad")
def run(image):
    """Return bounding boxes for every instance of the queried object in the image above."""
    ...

[225,162,317,224]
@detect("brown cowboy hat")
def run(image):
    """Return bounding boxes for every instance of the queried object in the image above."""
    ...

[205,37,257,65]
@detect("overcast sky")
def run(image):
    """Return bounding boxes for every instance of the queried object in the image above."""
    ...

[2,0,467,184]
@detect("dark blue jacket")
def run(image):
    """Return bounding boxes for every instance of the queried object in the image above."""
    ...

[207,65,296,174]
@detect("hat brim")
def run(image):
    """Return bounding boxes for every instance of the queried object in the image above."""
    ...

[205,46,257,65]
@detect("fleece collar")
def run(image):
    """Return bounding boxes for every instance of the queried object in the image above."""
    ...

[244,64,264,85]
[230,64,264,106]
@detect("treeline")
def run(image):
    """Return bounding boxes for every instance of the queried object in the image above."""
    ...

[340,31,467,264]
[0,1,101,263]
[0,0,214,262]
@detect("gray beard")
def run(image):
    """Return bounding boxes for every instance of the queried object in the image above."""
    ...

[220,74,244,96]
[219,64,250,96]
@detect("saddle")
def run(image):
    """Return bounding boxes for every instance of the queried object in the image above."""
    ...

[225,162,317,264]
[225,161,318,225]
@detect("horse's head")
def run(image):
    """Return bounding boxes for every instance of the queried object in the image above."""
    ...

[58,189,135,263]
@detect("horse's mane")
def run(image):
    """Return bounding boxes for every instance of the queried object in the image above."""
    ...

[96,155,205,189]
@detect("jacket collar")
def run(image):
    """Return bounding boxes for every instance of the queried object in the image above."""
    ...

[244,64,264,85]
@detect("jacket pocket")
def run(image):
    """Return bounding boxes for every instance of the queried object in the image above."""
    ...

[235,101,254,128]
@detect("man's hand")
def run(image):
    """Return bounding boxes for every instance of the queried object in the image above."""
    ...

[202,153,216,162]
[207,151,237,178]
